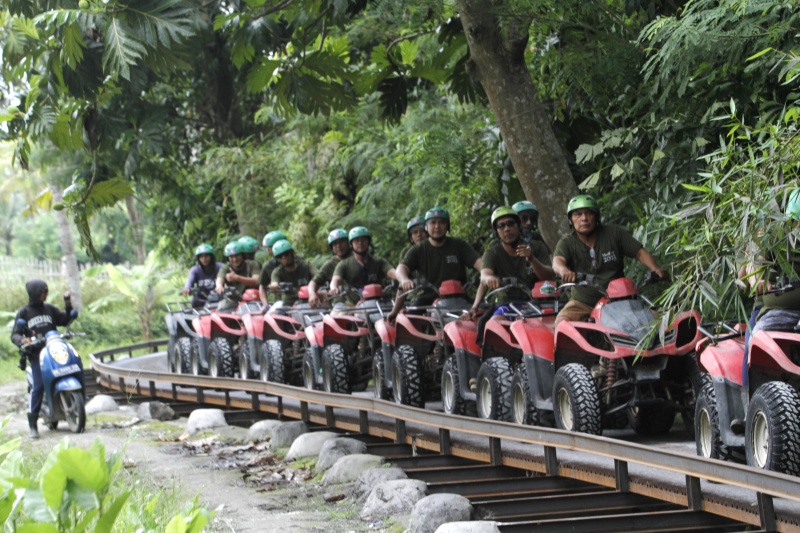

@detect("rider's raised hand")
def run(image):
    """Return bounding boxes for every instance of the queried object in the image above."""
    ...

[515,244,532,259]
[655,268,670,282]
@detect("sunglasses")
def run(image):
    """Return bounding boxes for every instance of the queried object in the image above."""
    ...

[275,252,291,260]
[520,214,536,222]
[496,220,518,230]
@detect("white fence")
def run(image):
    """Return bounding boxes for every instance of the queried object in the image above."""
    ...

[0,256,101,284]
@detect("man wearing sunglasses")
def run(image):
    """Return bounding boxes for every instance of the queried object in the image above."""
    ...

[268,239,318,311]
[463,206,554,321]
[552,195,668,327]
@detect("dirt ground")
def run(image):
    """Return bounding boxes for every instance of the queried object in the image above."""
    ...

[0,382,404,533]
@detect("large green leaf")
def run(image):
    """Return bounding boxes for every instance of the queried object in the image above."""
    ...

[41,464,66,510]
[103,17,147,80]
[57,448,108,493]
[95,491,131,533]
[126,0,197,48]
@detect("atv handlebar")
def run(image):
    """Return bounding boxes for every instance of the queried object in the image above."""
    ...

[697,320,745,344]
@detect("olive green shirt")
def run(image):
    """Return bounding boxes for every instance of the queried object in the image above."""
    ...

[401,237,481,287]
[482,240,551,304]
[553,224,643,307]
[270,259,318,306]
[333,255,393,304]
[313,254,347,287]
[257,258,279,288]
[217,260,260,294]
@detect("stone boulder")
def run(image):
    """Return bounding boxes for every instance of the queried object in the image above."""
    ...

[186,409,228,435]
[246,420,283,443]
[321,454,384,485]
[435,522,501,533]
[136,401,175,421]
[86,394,118,414]
[352,467,408,503]
[271,421,309,449]
[411,494,473,533]
[286,431,340,460]
[360,479,427,519]
[315,437,367,473]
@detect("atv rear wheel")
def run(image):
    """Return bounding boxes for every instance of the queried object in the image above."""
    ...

[682,352,704,439]
[442,355,467,416]
[239,340,257,380]
[511,364,543,426]
[303,350,319,390]
[553,363,601,435]
[393,345,424,407]
[209,337,234,378]
[372,353,392,400]
[323,344,351,394]
[746,381,800,475]
[261,340,285,383]
[476,358,512,421]
[696,381,742,463]
[190,338,207,376]
[174,337,192,374]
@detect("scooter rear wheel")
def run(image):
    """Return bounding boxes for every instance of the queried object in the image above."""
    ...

[58,390,85,433]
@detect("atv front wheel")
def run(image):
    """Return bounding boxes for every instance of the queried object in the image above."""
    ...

[303,350,319,390]
[746,381,800,475]
[239,340,257,380]
[209,337,234,378]
[174,337,192,374]
[442,355,467,416]
[323,344,351,394]
[393,345,424,407]
[476,358,512,421]
[372,353,392,400]
[553,363,601,435]
[696,381,742,462]
[261,340,285,383]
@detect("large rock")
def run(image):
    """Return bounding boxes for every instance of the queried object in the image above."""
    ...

[136,401,175,421]
[360,479,428,519]
[435,522,501,533]
[271,421,309,449]
[411,494,473,533]
[286,431,340,460]
[186,409,228,435]
[315,437,367,473]
[86,394,118,414]
[352,467,408,503]
[321,454,384,485]
[246,420,282,443]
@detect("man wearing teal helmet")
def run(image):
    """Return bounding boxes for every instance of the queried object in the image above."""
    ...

[257,230,287,306]
[183,243,224,308]
[396,206,482,296]
[330,227,397,305]
[552,194,667,327]
[399,216,428,263]
[215,240,259,300]
[238,236,262,270]
[269,239,318,309]
[308,228,352,308]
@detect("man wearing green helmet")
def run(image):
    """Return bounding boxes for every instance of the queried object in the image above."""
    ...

[182,243,224,308]
[257,230,287,306]
[268,239,318,310]
[396,206,482,301]
[552,194,668,327]
[215,240,259,302]
[463,207,554,321]
[308,228,352,308]
[330,227,398,305]
[238,236,262,270]
[399,216,428,263]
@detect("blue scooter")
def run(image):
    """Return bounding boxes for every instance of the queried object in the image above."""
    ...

[19,317,87,433]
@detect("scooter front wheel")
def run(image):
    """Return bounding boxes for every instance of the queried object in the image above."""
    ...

[58,390,86,433]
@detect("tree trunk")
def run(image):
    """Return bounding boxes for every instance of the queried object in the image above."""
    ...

[52,186,83,312]
[125,195,147,265]
[454,0,580,249]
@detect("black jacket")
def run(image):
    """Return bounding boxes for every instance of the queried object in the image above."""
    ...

[11,280,74,352]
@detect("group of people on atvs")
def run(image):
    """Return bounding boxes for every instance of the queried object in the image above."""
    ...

[169,190,800,478]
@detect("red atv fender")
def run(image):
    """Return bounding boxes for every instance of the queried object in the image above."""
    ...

[395,313,441,343]
[374,318,396,345]
[210,313,245,336]
[305,322,324,348]
[511,316,556,361]
[323,315,368,339]
[444,320,479,355]
[697,335,745,385]
[749,329,800,379]
[242,313,264,339]
[262,314,305,343]
[482,319,518,353]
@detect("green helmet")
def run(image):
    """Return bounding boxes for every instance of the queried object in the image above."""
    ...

[195,243,214,257]
[788,189,800,221]
[224,241,243,257]
[238,236,258,253]
[327,228,348,248]
[272,239,293,257]
[349,226,371,243]
[512,201,538,214]
[425,207,450,222]
[567,194,600,220]
[262,230,287,249]
[407,216,425,232]
[491,206,520,231]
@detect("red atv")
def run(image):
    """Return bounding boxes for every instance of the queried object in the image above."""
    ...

[385,280,473,409]
[695,294,800,474]
[552,272,702,436]
[165,288,202,375]
[256,284,310,384]
[189,287,252,378]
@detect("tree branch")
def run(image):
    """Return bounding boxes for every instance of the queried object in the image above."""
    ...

[385,30,436,74]
[528,15,644,51]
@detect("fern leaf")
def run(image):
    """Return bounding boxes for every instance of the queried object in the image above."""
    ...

[61,23,86,68]
[126,0,197,49]
[103,17,147,80]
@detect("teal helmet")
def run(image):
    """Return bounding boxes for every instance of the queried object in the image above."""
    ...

[195,243,214,257]
[238,236,258,253]
[788,189,800,221]
[224,241,243,257]
[327,228,348,249]
[272,239,293,257]
[491,206,520,234]
[349,226,371,243]
[262,230,287,249]
[566,194,600,227]
[425,206,450,222]
[512,200,538,214]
